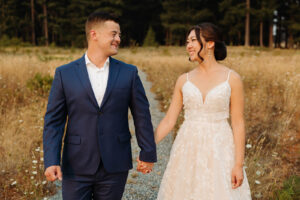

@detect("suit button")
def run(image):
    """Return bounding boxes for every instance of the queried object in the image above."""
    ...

[98,111,102,115]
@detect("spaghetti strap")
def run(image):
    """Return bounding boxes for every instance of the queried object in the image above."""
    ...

[226,70,232,82]
[186,72,189,81]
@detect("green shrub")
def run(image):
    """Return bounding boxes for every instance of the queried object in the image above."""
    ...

[0,35,31,46]
[143,26,159,47]
[26,73,53,97]
[273,175,300,200]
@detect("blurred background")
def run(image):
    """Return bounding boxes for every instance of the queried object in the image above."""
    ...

[0,0,299,200]
[0,0,300,48]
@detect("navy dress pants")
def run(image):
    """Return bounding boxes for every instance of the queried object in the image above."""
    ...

[62,161,129,200]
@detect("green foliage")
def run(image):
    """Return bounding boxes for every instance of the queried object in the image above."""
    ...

[0,35,31,47]
[26,73,53,97]
[273,175,300,200]
[0,0,299,47]
[286,1,300,43]
[219,0,245,45]
[143,27,158,47]
[161,0,216,45]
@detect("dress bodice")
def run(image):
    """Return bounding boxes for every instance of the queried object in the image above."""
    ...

[182,70,232,121]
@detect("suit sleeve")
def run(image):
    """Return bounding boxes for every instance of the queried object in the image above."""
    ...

[129,67,157,162]
[43,68,67,169]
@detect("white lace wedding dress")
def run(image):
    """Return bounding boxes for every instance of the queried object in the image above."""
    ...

[157,70,252,200]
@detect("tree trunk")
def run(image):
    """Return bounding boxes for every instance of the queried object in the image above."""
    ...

[275,13,282,48]
[285,28,288,48]
[245,0,250,47]
[259,21,263,47]
[166,30,169,46]
[31,0,36,45]
[43,1,49,46]
[269,22,273,48]
[288,34,294,48]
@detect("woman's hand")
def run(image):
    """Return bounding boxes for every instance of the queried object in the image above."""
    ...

[231,165,244,189]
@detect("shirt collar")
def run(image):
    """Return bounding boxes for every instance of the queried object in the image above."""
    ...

[85,53,110,72]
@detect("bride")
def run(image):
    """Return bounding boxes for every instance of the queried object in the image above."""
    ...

[155,23,252,199]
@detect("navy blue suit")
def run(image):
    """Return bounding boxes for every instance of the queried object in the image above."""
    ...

[43,55,157,199]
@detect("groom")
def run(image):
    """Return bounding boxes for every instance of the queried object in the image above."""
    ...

[43,11,157,199]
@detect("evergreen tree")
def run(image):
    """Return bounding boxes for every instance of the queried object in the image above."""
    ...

[219,0,245,45]
[143,26,158,46]
[161,0,215,45]
[286,0,300,48]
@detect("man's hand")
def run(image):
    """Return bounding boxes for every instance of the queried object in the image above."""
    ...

[44,165,62,181]
[136,157,154,174]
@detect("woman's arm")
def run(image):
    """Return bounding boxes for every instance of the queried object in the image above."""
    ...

[155,74,186,144]
[229,71,246,189]
[229,71,246,167]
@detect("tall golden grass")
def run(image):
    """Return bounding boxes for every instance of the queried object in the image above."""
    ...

[0,47,83,199]
[0,46,299,199]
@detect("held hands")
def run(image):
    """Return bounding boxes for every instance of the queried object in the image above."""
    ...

[136,157,154,174]
[231,165,244,189]
[44,165,62,181]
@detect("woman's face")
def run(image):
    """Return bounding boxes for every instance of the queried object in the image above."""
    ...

[186,30,201,62]
[186,29,210,62]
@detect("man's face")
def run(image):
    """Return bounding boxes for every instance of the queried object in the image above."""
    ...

[91,20,121,56]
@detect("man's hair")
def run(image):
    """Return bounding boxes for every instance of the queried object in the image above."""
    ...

[85,11,120,41]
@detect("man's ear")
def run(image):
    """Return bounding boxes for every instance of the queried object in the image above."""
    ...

[90,30,97,41]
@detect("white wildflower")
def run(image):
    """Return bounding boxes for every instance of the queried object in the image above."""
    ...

[246,144,252,149]
[255,180,261,184]
[272,152,278,157]
[32,160,38,164]
[11,181,17,186]
[32,171,37,175]
[254,193,262,198]
[42,181,47,185]
[256,170,261,176]
[31,176,34,179]
[40,158,44,161]
[19,120,23,123]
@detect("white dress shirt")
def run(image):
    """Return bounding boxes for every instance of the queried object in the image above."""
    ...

[85,53,109,107]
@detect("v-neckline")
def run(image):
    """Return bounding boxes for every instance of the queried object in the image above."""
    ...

[186,80,229,104]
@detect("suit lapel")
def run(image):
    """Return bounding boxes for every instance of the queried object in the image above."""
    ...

[74,55,99,109]
[100,57,120,109]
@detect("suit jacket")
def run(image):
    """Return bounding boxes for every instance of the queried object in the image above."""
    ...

[43,55,157,175]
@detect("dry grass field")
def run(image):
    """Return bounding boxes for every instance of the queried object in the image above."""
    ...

[0,46,299,199]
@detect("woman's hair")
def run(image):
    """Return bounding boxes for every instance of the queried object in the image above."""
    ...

[187,23,227,61]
